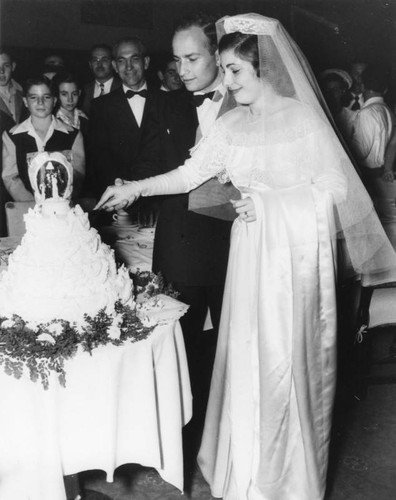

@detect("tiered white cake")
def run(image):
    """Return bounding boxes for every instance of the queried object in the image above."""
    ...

[0,152,134,324]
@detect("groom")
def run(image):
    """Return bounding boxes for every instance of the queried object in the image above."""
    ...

[112,12,236,472]
[150,13,238,444]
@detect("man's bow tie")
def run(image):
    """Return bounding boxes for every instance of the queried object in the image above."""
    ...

[350,93,361,111]
[192,91,215,107]
[125,89,148,99]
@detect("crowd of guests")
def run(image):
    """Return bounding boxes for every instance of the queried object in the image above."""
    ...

[1,36,395,238]
[0,41,185,236]
[318,62,396,247]
[1,11,396,500]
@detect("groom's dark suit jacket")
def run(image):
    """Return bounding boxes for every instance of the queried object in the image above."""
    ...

[88,85,162,199]
[151,88,233,286]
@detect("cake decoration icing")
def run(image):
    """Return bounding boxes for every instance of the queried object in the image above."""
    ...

[0,152,134,323]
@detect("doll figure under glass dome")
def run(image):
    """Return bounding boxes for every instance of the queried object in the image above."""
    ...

[28,151,73,214]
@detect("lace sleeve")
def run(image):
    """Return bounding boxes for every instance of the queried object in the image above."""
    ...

[178,119,232,190]
[137,118,231,198]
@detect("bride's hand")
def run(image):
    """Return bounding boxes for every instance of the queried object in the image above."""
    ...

[94,181,141,211]
[230,197,257,223]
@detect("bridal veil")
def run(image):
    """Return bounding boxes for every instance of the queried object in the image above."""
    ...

[211,13,396,286]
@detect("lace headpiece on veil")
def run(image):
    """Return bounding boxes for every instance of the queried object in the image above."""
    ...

[215,13,396,285]
[217,13,327,115]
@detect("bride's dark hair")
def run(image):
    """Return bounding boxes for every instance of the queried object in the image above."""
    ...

[219,30,296,97]
[219,32,260,76]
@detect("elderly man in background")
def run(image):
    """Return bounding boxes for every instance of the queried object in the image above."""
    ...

[88,36,162,222]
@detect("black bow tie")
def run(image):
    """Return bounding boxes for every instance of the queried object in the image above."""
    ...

[125,89,148,99]
[351,94,361,111]
[192,91,215,107]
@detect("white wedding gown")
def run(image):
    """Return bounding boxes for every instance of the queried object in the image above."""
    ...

[140,101,347,500]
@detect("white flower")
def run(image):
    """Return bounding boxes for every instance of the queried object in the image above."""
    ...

[26,321,39,331]
[140,315,157,328]
[36,333,56,345]
[150,278,161,291]
[112,313,123,327]
[74,320,87,335]
[47,323,64,337]
[107,325,121,340]
[140,296,163,311]
[137,299,158,313]
[1,319,15,329]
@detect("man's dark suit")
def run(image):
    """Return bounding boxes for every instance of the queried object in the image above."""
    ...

[153,90,232,288]
[151,88,233,433]
[88,86,162,200]
[81,77,121,116]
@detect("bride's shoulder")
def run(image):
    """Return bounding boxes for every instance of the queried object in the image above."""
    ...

[282,98,326,131]
[284,97,319,122]
[219,106,248,128]
[280,97,312,117]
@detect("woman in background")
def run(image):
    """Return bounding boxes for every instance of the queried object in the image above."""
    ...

[52,71,89,139]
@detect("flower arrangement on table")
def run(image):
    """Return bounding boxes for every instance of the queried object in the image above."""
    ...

[0,270,184,390]
[131,269,180,302]
[0,301,153,390]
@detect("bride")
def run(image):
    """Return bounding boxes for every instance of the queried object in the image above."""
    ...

[95,13,396,500]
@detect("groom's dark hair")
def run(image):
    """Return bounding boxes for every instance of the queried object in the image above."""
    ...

[174,13,218,55]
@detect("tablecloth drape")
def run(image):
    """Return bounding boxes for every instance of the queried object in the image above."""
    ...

[0,320,192,500]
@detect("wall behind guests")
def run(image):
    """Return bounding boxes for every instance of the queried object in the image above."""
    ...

[1,0,395,90]
[0,0,240,85]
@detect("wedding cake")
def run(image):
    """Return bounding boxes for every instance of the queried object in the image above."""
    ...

[0,152,134,324]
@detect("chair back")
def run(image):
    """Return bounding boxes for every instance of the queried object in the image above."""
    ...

[5,201,35,236]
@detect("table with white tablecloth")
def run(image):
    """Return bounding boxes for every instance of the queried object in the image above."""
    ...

[98,223,155,272]
[0,306,192,500]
